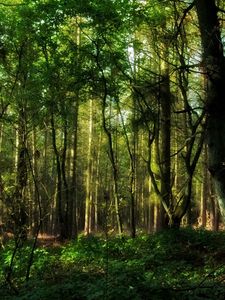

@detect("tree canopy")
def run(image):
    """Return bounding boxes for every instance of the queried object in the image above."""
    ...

[0,0,224,237]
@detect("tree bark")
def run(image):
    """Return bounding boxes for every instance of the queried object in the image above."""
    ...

[50,112,65,240]
[71,99,79,238]
[160,72,171,228]
[61,119,70,238]
[195,0,225,218]
[117,100,136,237]
[84,99,93,235]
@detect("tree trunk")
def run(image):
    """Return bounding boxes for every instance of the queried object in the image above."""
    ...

[50,112,65,240]
[160,72,171,228]
[71,99,79,238]
[94,130,101,232]
[102,100,123,235]
[61,119,69,238]
[117,100,136,237]
[201,146,209,227]
[195,0,225,218]
[84,99,93,235]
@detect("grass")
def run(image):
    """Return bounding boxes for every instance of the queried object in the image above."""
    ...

[1,228,225,299]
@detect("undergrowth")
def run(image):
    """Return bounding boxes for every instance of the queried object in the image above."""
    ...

[1,228,225,299]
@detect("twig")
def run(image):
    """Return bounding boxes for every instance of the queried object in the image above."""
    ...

[174,1,196,39]
[217,7,225,14]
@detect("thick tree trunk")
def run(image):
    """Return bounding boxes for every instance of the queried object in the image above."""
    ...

[195,0,225,217]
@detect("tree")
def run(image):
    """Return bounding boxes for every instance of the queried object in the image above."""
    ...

[195,0,225,218]
[0,0,224,238]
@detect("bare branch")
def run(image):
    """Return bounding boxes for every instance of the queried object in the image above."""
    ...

[174,1,196,39]
[217,6,225,14]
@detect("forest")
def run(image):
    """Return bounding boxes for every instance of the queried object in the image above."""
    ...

[1,0,225,299]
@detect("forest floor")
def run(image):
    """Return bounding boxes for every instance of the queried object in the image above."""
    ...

[1,228,225,299]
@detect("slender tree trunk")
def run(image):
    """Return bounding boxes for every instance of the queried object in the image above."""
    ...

[94,42,123,234]
[148,177,155,233]
[69,17,81,238]
[31,128,39,233]
[160,72,171,228]
[117,101,136,237]
[61,119,69,238]
[50,112,65,240]
[94,130,101,232]
[84,100,93,235]
[13,106,29,241]
[71,99,79,238]
[201,145,209,227]
[102,100,122,235]
[42,124,50,234]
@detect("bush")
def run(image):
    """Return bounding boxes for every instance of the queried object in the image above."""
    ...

[1,228,225,299]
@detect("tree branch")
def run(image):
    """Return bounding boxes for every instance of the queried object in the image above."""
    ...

[218,8,225,13]
[174,1,196,39]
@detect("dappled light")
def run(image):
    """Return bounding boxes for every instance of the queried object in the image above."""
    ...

[0,0,225,299]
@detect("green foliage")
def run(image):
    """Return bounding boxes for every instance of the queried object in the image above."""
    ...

[1,229,225,299]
